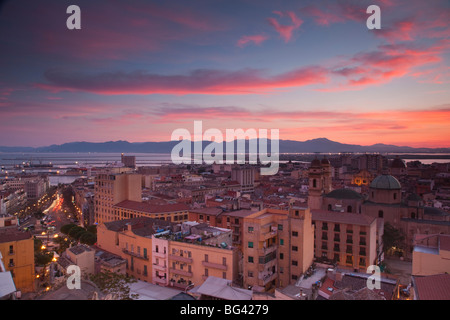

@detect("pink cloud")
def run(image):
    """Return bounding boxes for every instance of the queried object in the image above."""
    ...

[36,65,328,96]
[236,34,268,47]
[267,11,303,43]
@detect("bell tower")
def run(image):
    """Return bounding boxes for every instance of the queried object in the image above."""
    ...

[308,157,332,210]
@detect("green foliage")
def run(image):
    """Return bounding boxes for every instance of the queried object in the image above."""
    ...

[79,232,97,245]
[89,270,139,300]
[382,222,405,254]
[86,225,97,235]
[68,226,86,238]
[60,223,77,234]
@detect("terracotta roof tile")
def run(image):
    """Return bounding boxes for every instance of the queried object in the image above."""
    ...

[113,200,189,214]
[413,274,450,300]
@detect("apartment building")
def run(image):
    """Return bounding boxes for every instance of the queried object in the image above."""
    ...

[311,209,378,271]
[0,223,34,293]
[242,207,315,292]
[94,172,142,224]
[412,234,450,276]
[189,207,256,247]
[96,217,239,289]
[112,200,189,223]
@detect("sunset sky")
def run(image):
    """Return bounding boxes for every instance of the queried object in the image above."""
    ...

[0,0,449,148]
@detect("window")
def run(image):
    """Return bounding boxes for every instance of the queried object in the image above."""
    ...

[248,226,254,233]
[248,271,254,277]
[248,242,254,248]
[205,268,209,276]
[393,193,397,200]
[248,256,254,263]
[278,224,283,230]
[295,210,299,216]
[9,245,13,254]
[292,260,298,266]
[280,239,284,245]
[328,204,332,211]
[292,246,298,251]
[292,231,298,237]
[205,254,208,262]
[347,206,352,213]
[280,253,284,260]
[223,257,226,266]
[223,272,227,279]
[378,210,384,218]
[143,248,147,259]
[313,179,317,188]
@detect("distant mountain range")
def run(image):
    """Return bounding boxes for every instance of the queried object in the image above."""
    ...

[0,138,449,154]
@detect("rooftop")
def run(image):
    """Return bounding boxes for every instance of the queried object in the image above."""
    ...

[312,209,376,226]
[0,228,32,243]
[369,174,401,190]
[190,276,252,300]
[413,274,450,300]
[113,200,189,213]
[324,188,364,200]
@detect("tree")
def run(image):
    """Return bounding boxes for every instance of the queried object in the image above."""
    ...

[382,222,405,255]
[86,225,97,235]
[61,223,77,235]
[79,232,97,245]
[68,226,86,238]
[89,270,139,300]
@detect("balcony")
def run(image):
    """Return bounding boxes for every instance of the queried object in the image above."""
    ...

[169,268,193,277]
[258,245,278,256]
[169,254,193,264]
[202,261,228,271]
[153,263,167,272]
[153,251,167,259]
[122,248,149,261]
[258,272,277,286]
[262,229,277,241]
[153,276,167,285]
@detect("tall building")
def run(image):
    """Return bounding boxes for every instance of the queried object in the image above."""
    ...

[308,158,332,210]
[311,210,379,271]
[231,166,255,193]
[94,172,142,224]
[242,206,315,292]
[0,219,35,293]
[121,153,136,169]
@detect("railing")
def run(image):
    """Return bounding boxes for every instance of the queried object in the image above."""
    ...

[153,251,167,259]
[169,268,193,277]
[122,248,149,261]
[202,261,227,271]
[169,254,193,264]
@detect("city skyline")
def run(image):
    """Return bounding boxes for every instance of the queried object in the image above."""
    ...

[0,0,449,148]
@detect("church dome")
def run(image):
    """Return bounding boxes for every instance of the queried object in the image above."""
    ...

[369,174,401,190]
[324,188,364,200]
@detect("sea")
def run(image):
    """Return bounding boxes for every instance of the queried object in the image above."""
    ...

[1,152,449,186]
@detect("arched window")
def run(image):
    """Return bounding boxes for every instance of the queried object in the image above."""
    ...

[378,210,384,218]
[347,206,352,213]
